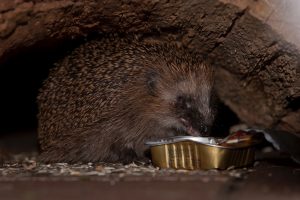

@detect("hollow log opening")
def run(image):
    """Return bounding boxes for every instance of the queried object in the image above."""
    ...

[0,0,299,148]
[0,34,240,145]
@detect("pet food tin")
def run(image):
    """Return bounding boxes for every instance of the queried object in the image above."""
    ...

[146,131,261,170]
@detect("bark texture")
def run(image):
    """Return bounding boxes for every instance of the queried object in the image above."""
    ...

[0,0,299,133]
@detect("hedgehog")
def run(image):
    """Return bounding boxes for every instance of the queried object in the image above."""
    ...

[37,37,216,163]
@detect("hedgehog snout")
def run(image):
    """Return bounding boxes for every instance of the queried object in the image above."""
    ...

[173,95,213,137]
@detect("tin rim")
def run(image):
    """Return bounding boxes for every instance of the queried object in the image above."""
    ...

[145,136,259,149]
[145,136,219,146]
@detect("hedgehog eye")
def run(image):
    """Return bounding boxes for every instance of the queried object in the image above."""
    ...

[176,95,192,110]
[176,95,184,105]
[176,95,187,109]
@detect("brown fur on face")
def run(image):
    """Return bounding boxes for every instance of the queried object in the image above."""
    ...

[37,37,215,163]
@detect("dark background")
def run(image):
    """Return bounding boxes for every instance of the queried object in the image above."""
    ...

[0,39,83,152]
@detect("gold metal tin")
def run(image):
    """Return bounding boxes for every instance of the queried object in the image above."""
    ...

[146,136,256,170]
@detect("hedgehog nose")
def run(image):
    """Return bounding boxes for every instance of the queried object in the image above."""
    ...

[198,124,210,137]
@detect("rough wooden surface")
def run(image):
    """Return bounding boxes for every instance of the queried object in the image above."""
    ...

[0,161,299,200]
[221,0,300,48]
[0,0,299,132]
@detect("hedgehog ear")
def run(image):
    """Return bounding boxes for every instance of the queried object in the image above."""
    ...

[146,70,158,96]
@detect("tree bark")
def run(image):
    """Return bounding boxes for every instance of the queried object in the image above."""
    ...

[0,0,299,133]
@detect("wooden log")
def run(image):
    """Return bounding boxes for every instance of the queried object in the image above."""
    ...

[0,0,299,133]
